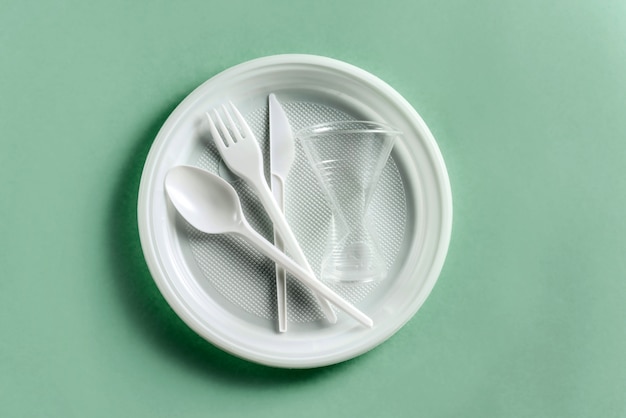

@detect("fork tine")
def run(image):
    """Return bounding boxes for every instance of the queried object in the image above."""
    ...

[212,109,235,146]
[205,111,227,149]
[221,104,244,142]
[228,101,253,138]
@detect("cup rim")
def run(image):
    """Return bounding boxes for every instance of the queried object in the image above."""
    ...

[296,120,403,139]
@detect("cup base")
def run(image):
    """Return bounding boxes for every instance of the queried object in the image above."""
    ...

[321,242,387,284]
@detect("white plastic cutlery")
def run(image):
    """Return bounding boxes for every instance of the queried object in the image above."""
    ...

[164,165,373,328]
[206,102,337,326]
[269,94,337,331]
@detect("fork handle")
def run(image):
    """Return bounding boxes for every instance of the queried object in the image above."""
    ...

[234,223,373,328]
[251,175,338,322]
[251,175,311,268]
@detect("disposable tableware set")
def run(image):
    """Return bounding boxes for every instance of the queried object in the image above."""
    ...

[138,55,452,367]
[165,96,397,330]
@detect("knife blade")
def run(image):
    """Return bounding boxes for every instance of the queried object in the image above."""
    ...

[269,94,337,331]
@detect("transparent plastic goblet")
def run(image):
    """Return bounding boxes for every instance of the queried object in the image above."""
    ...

[298,121,400,283]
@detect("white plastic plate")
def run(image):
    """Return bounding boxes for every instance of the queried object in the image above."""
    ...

[137,54,452,368]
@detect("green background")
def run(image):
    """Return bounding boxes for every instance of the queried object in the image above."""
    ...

[2,0,625,416]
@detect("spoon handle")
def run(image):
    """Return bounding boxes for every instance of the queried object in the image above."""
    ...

[235,223,373,328]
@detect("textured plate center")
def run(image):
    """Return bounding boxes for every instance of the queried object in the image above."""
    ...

[186,101,407,322]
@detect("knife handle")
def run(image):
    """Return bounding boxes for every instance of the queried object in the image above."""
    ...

[271,174,288,332]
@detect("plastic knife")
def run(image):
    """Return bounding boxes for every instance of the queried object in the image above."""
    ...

[269,94,338,331]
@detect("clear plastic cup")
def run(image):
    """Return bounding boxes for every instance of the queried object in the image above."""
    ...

[297,121,400,283]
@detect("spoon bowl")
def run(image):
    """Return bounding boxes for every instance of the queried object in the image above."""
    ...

[165,165,244,234]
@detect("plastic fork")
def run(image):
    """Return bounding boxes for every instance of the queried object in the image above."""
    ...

[206,103,338,325]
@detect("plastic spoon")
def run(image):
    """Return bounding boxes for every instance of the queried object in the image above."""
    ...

[164,165,373,328]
